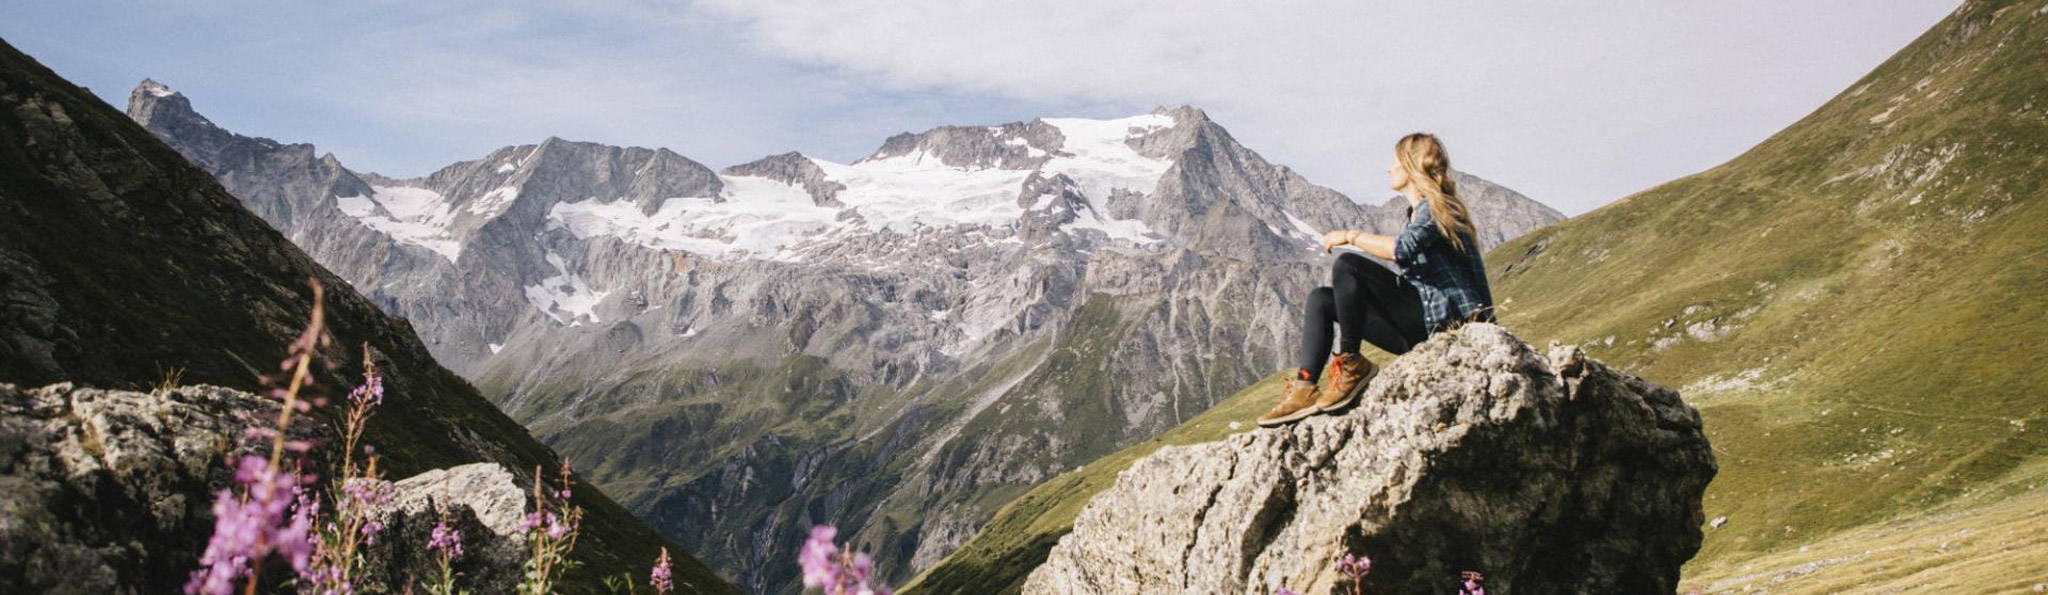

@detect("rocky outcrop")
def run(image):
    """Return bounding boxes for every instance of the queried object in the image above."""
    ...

[1023,324,1716,594]
[0,382,550,594]
[363,463,536,593]
[0,384,304,593]
[722,152,847,207]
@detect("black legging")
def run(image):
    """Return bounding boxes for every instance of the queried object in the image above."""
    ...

[1298,253,1428,381]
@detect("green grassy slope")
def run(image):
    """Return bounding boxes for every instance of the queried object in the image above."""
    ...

[0,37,737,594]
[907,2,2046,592]
[1485,0,2047,580]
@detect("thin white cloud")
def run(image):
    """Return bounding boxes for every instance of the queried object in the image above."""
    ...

[690,0,1961,213]
[7,0,1957,214]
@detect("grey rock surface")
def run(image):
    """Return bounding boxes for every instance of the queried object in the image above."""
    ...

[0,382,546,595]
[1023,324,1716,595]
[0,383,329,595]
[363,462,535,594]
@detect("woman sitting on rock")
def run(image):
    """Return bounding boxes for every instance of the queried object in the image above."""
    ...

[1258,133,1496,427]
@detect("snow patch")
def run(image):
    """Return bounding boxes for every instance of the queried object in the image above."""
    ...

[470,186,520,215]
[1040,114,1176,202]
[1061,202,1158,244]
[815,152,1037,233]
[488,343,504,354]
[333,185,462,262]
[496,162,516,174]
[523,252,608,325]
[548,175,839,260]
[1284,211,1322,240]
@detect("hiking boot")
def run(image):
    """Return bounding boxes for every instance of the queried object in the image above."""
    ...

[1315,352,1376,413]
[1257,377,1322,427]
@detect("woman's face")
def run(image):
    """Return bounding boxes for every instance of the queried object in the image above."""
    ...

[1387,157,1410,192]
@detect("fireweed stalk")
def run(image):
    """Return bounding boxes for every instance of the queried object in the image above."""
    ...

[1336,552,1371,595]
[186,279,332,595]
[424,510,467,595]
[797,525,890,595]
[185,280,408,595]
[649,548,673,595]
[517,464,586,595]
[300,344,393,595]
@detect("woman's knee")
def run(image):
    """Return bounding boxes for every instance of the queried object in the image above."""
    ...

[1332,252,1371,283]
[1307,286,1335,310]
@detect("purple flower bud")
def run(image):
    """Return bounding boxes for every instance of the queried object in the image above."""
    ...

[429,520,464,559]
[650,548,674,595]
[185,457,314,595]
[796,524,894,595]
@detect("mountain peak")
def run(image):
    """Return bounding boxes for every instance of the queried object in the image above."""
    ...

[1151,104,1210,124]
[136,77,176,98]
[125,77,211,130]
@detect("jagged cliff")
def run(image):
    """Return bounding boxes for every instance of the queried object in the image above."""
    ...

[1022,324,1715,594]
[0,38,735,594]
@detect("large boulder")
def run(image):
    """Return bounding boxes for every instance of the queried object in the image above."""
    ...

[361,462,535,593]
[1022,324,1716,594]
[0,383,331,594]
[0,382,540,594]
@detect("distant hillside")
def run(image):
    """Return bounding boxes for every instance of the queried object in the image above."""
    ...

[1488,0,2045,589]
[0,37,737,594]
[907,1,2048,592]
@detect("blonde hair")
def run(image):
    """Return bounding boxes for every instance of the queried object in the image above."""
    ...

[1395,133,1477,253]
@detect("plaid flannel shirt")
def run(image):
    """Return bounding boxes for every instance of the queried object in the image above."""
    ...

[1393,200,1496,332]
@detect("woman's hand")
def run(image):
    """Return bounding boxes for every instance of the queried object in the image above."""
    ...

[1326,230,1398,260]
[1322,230,1358,253]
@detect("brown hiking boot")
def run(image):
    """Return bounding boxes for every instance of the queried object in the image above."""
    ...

[1315,352,1376,413]
[1257,376,1322,427]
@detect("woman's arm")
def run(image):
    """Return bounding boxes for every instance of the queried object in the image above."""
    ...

[1391,202,1439,267]
[1322,230,1396,260]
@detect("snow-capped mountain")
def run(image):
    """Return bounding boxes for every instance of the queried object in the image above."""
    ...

[129,80,1564,594]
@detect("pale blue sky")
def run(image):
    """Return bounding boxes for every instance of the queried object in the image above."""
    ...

[3,0,1959,214]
